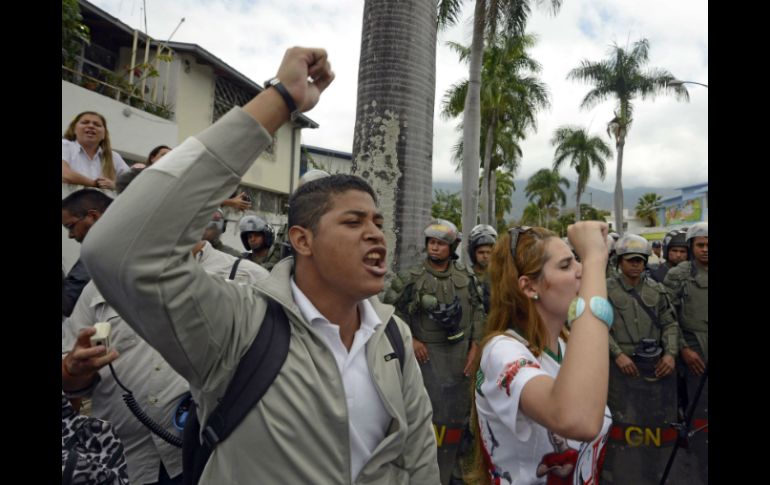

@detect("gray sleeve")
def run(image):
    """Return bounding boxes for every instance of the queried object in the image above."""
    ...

[81,108,273,390]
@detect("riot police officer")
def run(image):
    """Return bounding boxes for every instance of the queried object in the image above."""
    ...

[664,222,708,371]
[238,214,281,270]
[467,224,497,313]
[602,234,682,483]
[663,222,708,484]
[383,219,485,485]
[650,229,689,283]
[607,234,680,378]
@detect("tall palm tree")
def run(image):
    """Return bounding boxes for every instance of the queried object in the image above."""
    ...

[495,169,516,226]
[551,126,612,222]
[635,192,662,227]
[442,33,549,225]
[438,0,563,262]
[520,202,542,226]
[352,0,437,272]
[568,38,689,234]
[525,168,570,226]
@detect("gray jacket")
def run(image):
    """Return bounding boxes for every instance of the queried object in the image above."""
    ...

[82,108,439,484]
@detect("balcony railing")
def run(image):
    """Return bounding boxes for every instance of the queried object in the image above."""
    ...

[62,50,175,120]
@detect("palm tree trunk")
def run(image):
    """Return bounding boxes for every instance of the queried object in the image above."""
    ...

[480,118,495,225]
[461,0,486,264]
[352,0,437,272]
[575,192,582,222]
[614,137,625,235]
[488,167,497,225]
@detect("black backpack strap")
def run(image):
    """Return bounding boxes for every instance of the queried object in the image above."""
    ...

[616,277,661,329]
[384,317,405,372]
[182,298,290,485]
[228,258,243,280]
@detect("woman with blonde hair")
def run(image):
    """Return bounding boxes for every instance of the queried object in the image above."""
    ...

[468,221,612,485]
[62,111,129,190]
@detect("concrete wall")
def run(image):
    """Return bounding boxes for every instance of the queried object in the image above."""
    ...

[172,53,216,142]
[241,125,300,194]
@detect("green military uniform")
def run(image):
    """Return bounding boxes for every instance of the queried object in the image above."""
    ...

[383,259,485,485]
[243,243,282,270]
[385,260,485,345]
[607,275,680,360]
[663,261,708,362]
[472,267,490,314]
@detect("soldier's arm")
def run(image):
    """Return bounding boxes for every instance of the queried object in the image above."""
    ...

[467,273,487,343]
[608,332,624,360]
[662,268,684,304]
[657,289,681,357]
[382,271,412,322]
[662,269,688,350]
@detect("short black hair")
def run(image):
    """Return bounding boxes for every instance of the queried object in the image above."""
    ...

[288,174,377,232]
[147,145,172,163]
[62,189,113,216]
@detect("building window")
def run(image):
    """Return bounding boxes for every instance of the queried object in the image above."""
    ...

[213,76,276,157]
[239,186,289,215]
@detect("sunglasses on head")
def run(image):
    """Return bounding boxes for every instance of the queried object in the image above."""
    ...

[508,226,533,259]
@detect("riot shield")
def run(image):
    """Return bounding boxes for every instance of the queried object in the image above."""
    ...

[420,342,472,485]
[664,363,708,485]
[602,363,684,484]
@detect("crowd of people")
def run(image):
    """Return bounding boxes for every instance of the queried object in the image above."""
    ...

[61,47,707,485]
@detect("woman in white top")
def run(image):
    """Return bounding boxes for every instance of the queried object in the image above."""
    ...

[62,111,129,190]
[468,222,612,485]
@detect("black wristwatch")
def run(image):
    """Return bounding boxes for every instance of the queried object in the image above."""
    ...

[264,77,300,121]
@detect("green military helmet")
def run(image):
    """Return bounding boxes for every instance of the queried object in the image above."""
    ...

[420,293,438,311]
[615,234,650,263]
[424,219,460,256]
[468,224,497,263]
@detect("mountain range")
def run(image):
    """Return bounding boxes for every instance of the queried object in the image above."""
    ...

[432,179,683,221]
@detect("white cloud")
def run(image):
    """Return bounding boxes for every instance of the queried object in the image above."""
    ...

[90,0,707,190]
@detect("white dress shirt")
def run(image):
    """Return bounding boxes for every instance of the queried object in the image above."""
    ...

[290,278,391,481]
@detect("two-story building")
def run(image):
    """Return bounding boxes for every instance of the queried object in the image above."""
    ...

[62,0,319,270]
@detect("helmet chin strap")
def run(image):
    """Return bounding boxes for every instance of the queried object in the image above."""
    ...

[428,255,449,264]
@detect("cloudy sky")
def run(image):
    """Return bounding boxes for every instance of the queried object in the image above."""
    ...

[89,0,707,191]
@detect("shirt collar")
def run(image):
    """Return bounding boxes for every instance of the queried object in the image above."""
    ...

[290,277,381,332]
[76,140,103,159]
